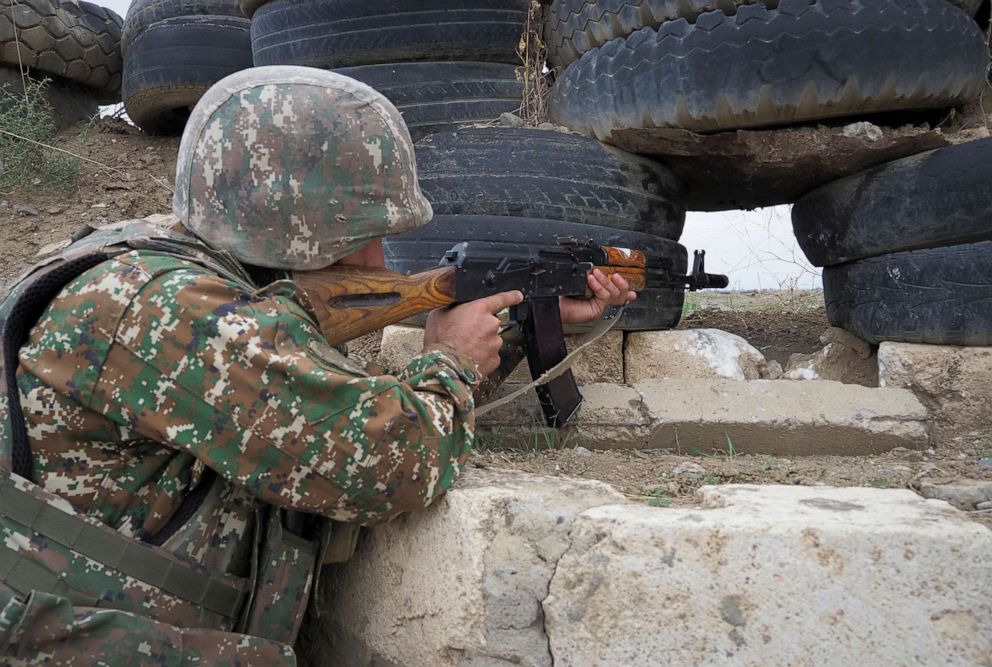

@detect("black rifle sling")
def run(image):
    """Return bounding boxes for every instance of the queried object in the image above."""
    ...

[520,298,583,428]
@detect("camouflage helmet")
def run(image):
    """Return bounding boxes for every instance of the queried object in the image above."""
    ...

[173,66,433,270]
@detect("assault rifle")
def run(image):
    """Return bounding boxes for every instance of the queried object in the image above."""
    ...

[293,238,728,428]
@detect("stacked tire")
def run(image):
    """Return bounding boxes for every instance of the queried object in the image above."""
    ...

[546,0,988,142]
[792,140,992,346]
[0,0,123,127]
[122,0,253,134]
[245,0,528,141]
[385,127,691,331]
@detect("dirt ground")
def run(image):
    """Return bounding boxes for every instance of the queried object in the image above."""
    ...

[0,117,176,294]
[2,117,990,529]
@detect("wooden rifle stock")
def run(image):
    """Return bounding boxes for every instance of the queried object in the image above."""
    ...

[293,263,647,347]
[292,265,458,346]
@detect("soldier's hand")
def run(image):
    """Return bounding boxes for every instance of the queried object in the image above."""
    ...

[424,290,524,376]
[560,269,637,325]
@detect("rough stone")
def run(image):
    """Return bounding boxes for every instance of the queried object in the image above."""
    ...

[672,462,706,480]
[545,485,992,667]
[13,204,39,216]
[761,359,783,380]
[638,379,930,456]
[499,112,525,128]
[378,326,624,385]
[820,326,873,359]
[297,468,627,667]
[625,329,767,382]
[918,480,992,511]
[784,342,879,387]
[878,343,992,448]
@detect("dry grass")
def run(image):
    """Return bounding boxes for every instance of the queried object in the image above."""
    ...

[517,0,552,125]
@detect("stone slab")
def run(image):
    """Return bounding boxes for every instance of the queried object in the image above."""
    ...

[545,485,992,667]
[637,379,930,456]
[878,342,992,448]
[478,383,653,450]
[611,120,977,211]
[296,468,627,667]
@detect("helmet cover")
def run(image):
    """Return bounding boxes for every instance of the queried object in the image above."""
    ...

[173,66,432,270]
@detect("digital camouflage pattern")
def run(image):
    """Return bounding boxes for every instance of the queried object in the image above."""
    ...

[173,65,434,271]
[1,222,483,662]
[0,66,482,663]
[18,248,480,531]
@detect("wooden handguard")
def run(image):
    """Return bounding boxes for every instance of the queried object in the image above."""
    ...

[293,266,458,346]
[594,266,646,292]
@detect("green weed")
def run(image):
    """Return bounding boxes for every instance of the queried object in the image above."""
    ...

[645,487,672,508]
[0,76,81,194]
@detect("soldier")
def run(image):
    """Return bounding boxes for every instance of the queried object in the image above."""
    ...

[0,66,632,664]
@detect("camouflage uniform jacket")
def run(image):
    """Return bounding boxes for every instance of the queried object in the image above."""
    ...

[0,219,481,664]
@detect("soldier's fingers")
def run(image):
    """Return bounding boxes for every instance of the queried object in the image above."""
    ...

[588,270,614,301]
[477,290,524,314]
[610,273,630,293]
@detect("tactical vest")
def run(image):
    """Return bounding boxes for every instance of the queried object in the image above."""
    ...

[0,219,339,643]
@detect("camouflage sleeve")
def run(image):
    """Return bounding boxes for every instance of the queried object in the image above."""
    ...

[35,253,482,526]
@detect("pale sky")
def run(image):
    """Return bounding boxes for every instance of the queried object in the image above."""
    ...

[100,0,818,291]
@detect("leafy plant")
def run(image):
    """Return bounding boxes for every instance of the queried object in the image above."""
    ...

[0,76,81,194]
[645,487,672,507]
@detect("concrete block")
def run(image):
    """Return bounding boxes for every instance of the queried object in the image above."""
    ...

[297,468,627,667]
[625,329,767,382]
[637,379,930,455]
[545,485,992,667]
[878,342,992,447]
[478,383,653,449]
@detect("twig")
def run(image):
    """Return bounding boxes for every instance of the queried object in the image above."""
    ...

[7,0,28,98]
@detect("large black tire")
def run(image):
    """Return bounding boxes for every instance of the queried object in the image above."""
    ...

[122,0,244,53]
[123,16,253,135]
[0,0,123,102]
[545,0,761,70]
[333,62,523,142]
[415,128,686,238]
[793,139,992,267]
[824,241,992,346]
[544,0,984,70]
[251,0,531,68]
[384,215,688,331]
[550,0,989,141]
